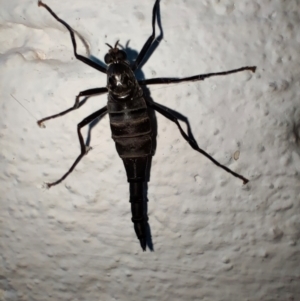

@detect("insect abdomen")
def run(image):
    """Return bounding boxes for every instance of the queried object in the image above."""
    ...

[108,93,152,159]
[107,92,152,250]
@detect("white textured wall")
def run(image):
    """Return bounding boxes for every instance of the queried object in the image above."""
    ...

[1,0,299,300]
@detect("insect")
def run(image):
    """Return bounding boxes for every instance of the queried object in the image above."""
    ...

[37,0,256,251]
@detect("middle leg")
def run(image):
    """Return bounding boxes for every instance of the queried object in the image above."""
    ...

[37,87,107,127]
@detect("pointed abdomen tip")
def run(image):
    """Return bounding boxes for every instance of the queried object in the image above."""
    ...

[140,238,146,251]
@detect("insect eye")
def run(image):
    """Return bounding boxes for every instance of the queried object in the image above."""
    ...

[116,50,127,61]
[109,76,116,86]
[105,53,112,64]
[123,75,132,86]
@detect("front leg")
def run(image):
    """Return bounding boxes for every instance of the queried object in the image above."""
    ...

[38,1,107,74]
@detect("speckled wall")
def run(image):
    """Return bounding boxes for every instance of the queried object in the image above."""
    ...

[0,0,299,300]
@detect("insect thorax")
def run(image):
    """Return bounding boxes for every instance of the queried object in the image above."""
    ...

[106,62,138,99]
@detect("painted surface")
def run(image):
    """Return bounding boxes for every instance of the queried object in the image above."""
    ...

[0,0,299,300]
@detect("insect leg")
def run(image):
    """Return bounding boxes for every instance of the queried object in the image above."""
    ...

[131,0,160,71]
[38,1,107,74]
[138,66,256,85]
[37,87,107,127]
[146,100,249,184]
[45,106,108,188]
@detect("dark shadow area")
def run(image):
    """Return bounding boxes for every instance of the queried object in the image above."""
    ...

[89,54,107,71]
[143,87,157,251]
[289,106,300,158]
[85,109,106,147]
[87,0,163,79]
[133,0,164,73]
[144,182,154,251]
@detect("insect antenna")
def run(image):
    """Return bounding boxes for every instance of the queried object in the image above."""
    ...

[106,40,120,51]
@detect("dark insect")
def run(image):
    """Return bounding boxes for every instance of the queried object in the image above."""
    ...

[37,0,256,251]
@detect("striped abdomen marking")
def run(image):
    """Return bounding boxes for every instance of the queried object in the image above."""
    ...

[108,93,152,159]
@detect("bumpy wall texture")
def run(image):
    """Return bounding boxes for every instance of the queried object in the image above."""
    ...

[1,0,299,300]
